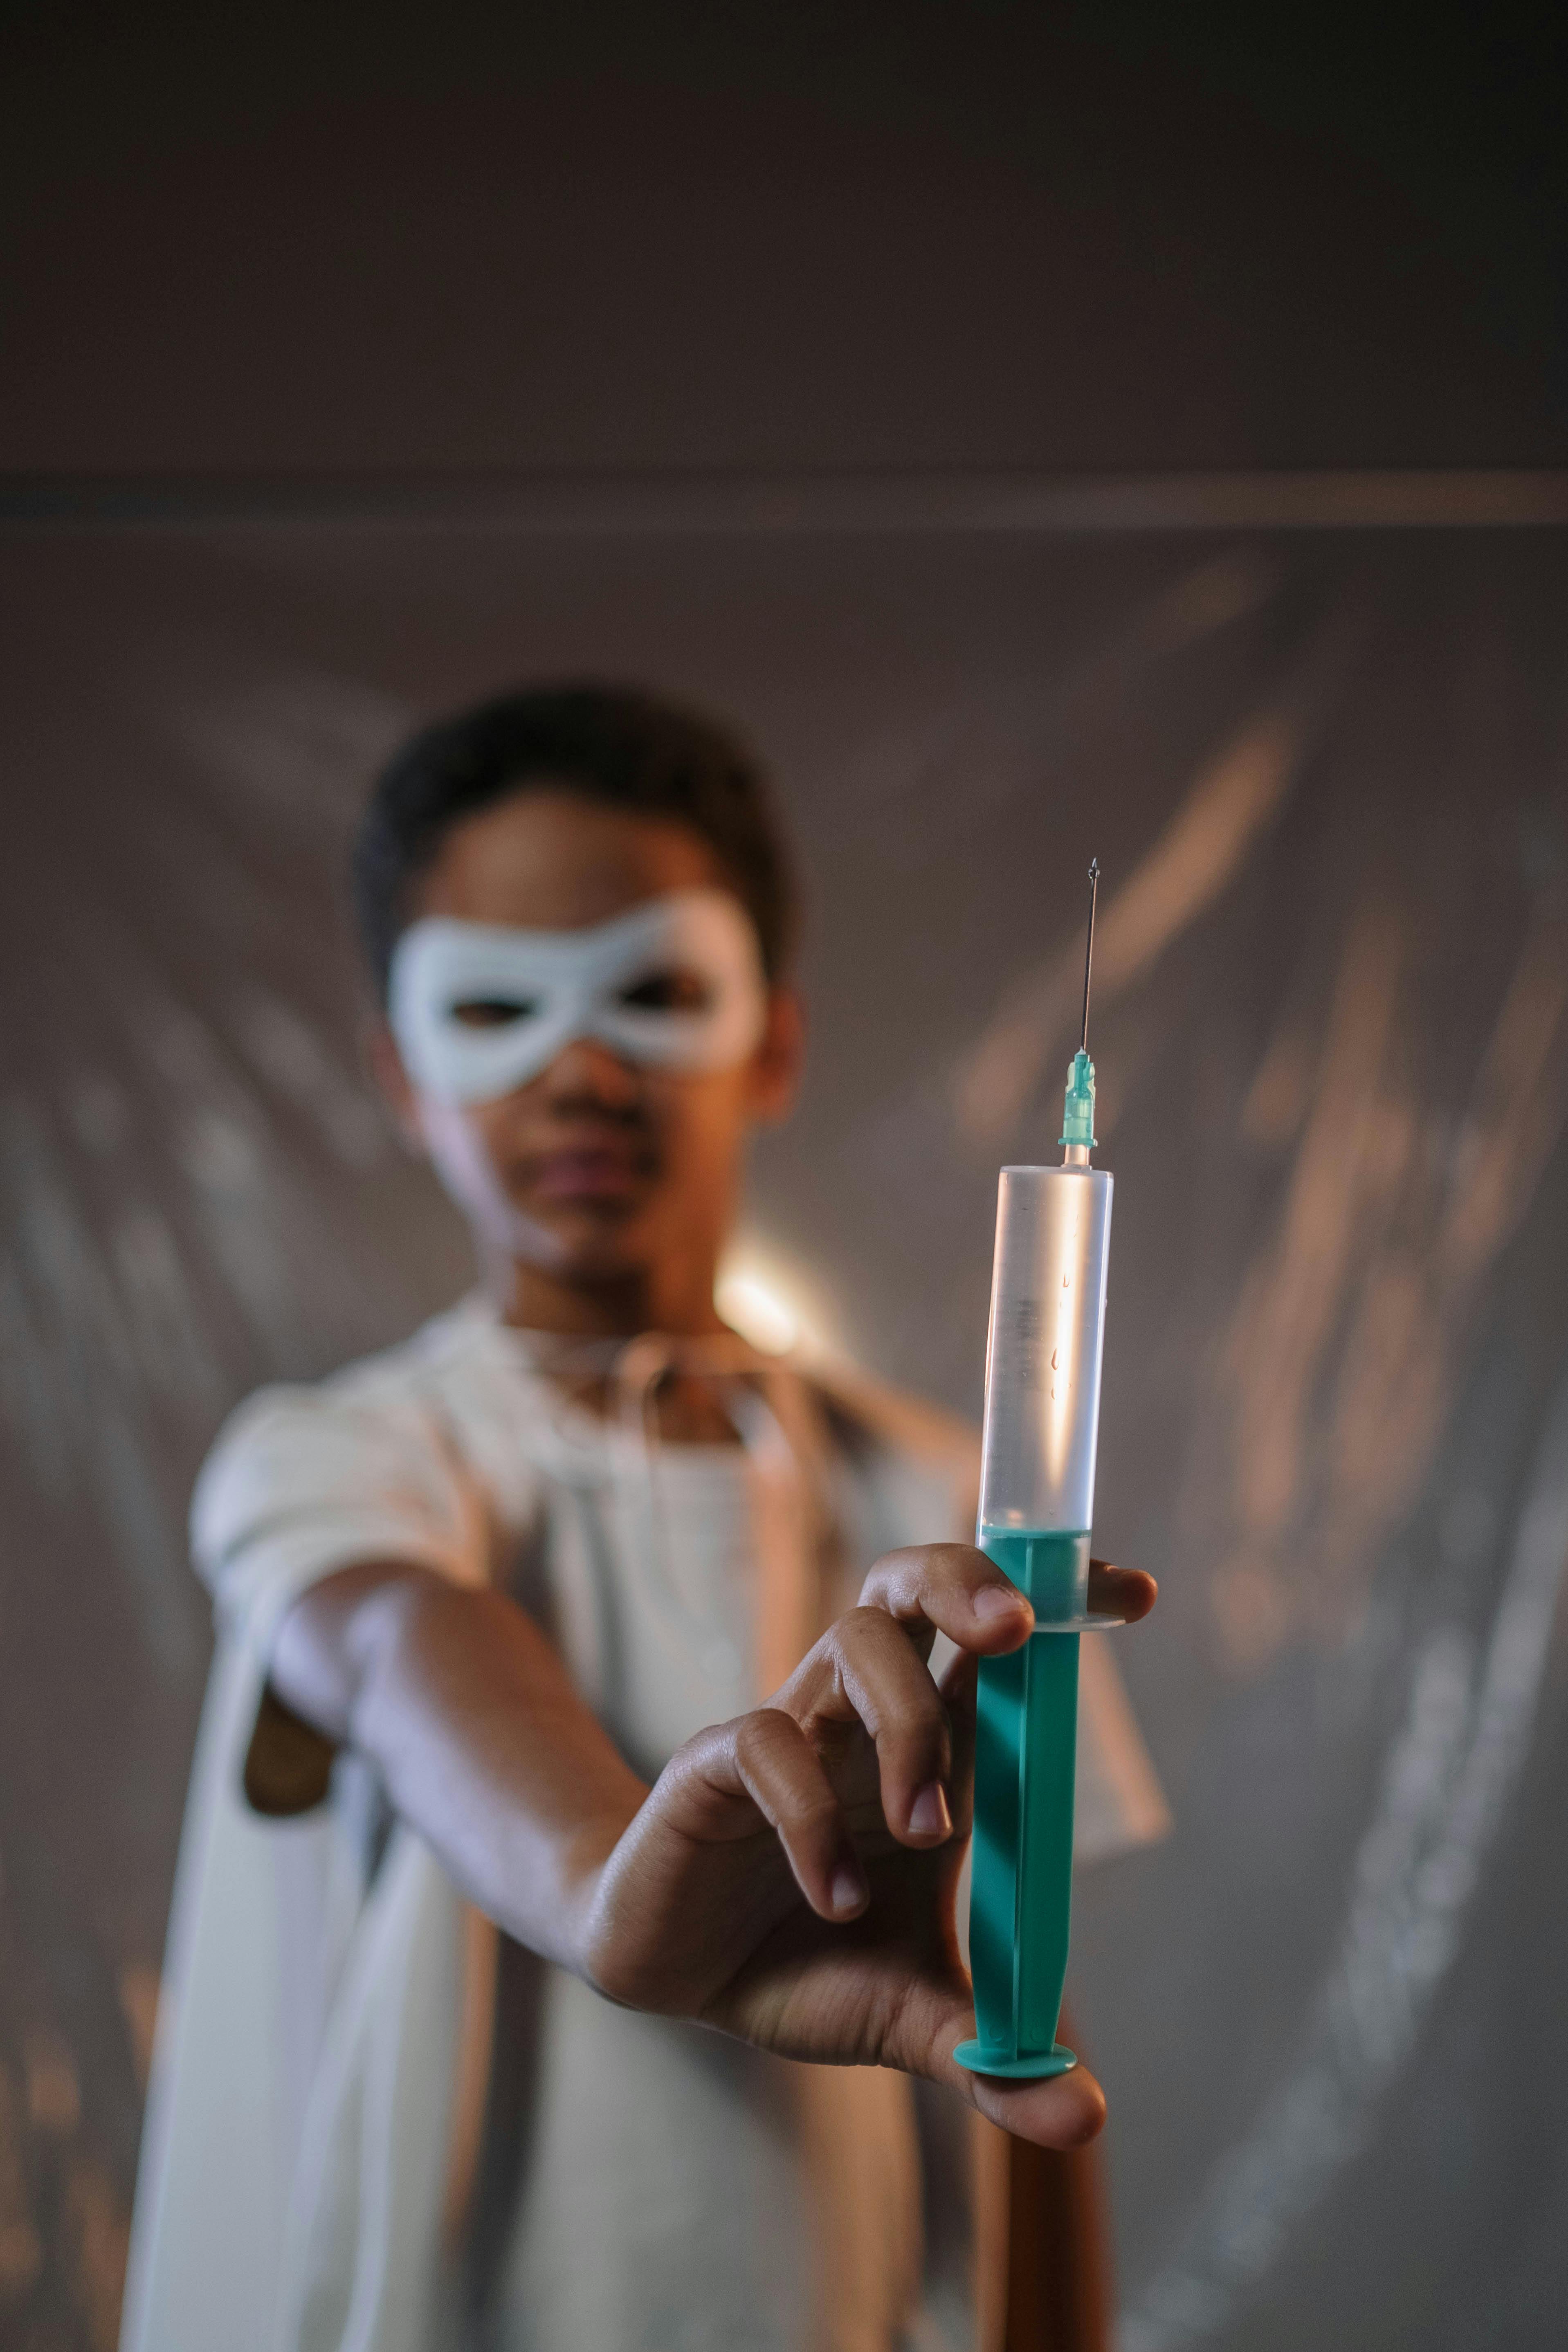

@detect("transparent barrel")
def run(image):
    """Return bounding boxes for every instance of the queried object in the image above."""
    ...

[977,1164,1113,1623]
[955,1158,1116,2080]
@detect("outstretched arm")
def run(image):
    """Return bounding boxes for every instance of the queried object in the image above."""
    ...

[271,1561,648,1973]
[269,1543,1154,2150]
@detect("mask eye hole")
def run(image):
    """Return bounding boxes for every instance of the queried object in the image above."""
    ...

[619,967,713,1015]
[450,998,538,1028]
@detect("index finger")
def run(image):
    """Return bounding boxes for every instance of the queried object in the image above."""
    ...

[857,1543,1034,1657]
[1087,1559,1157,1624]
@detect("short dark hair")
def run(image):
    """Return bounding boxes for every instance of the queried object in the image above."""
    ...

[352,682,799,996]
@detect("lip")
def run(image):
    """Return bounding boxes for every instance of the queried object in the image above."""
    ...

[525,1142,652,1203]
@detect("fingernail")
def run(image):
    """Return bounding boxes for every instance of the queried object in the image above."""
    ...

[830,1860,868,1915]
[973,1584,1029,1622]
[909,1781,952,1838]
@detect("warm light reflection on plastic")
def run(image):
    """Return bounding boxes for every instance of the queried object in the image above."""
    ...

[1046,1191,1085,1496]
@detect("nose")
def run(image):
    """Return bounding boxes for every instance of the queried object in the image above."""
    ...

[539,1032,643,1108]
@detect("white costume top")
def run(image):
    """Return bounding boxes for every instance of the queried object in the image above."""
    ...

[121,1297,1168,2352]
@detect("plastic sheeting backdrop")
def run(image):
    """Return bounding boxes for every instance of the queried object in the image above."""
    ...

[1,512,1566,2349]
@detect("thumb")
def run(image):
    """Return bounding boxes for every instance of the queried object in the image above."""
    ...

[895,1978,1108,2150]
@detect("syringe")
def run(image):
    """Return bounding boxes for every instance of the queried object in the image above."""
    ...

[955,860,1121,2081]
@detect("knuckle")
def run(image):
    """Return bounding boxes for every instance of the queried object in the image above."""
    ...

[667,1719,735,1780]
[856,1547,917,1604]
[784,1790,840,1836]
[729,1710,769,1769]
[732,1705,797,1771]
[833,1609,905,1689]
[858,1541,993,1613]
[887,1668,944,1725]
[934,1541,992,1583]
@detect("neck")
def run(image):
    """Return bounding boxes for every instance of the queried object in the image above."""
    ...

[485,1246,728,1341]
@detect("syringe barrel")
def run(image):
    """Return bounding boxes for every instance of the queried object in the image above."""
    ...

[977,1165,1114,1537]
[956,1159,1116,2082]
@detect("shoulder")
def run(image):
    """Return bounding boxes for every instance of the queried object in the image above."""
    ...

[200,1297,487,1465]
[190,1297,507,1569]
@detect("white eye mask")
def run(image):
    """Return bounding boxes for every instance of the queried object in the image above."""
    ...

[389,888,769,1106]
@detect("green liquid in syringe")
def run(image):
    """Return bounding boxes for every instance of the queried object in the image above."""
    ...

[966,1529,1086,2074]
[982,1526,1090,1620]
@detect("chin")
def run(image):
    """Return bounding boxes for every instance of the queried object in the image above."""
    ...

[510,1194,654,1280]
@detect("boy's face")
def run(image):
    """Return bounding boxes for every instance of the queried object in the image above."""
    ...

[374,786,802,1321]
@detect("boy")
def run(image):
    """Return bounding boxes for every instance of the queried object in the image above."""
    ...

[122,685,1164,2352]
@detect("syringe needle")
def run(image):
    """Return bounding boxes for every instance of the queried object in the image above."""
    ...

[1080,858,1101,1053]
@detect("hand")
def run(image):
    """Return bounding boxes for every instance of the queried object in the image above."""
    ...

[576,1543,1155,2149]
